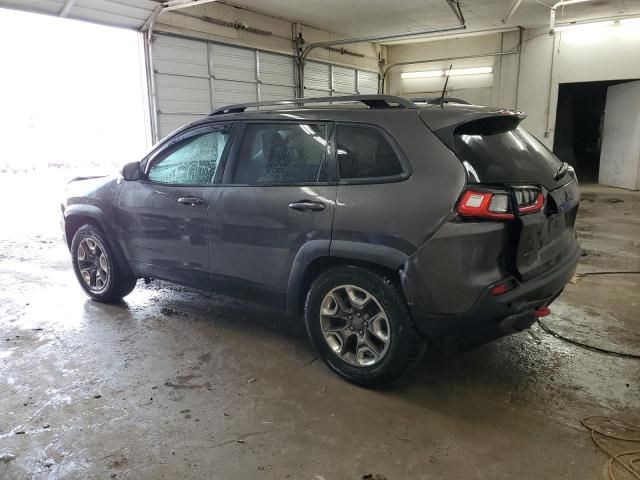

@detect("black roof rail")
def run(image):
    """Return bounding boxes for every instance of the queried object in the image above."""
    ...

[209,95,417,116]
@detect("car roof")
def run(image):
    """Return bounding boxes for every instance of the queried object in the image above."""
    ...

[175,96,523,135]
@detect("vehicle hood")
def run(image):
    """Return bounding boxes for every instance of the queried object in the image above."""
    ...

[63,174,121,209]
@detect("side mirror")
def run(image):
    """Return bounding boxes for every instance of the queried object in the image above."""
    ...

[121,161,142,181]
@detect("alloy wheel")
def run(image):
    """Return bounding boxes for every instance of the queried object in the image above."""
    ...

[77,237,110,292]
[319,285,391,367]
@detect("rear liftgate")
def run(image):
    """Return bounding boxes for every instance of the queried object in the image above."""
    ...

[436,111,580,305]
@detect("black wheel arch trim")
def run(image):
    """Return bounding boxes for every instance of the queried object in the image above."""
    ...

[286,239,409,315]
[64,205,133,278]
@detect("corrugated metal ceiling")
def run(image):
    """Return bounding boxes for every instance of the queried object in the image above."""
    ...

[2,0,640,34]
[0,0,160,29]
[223,0,640,35]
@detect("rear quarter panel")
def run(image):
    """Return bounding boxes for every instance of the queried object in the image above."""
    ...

[332,110,467,266]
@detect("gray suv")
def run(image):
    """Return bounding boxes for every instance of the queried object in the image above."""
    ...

[61,95,580,386]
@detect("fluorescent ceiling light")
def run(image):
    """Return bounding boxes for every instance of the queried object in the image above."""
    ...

[401,70,444,79]
[554,20,615,32]
[401,66,493,79]
[446,66,493,76]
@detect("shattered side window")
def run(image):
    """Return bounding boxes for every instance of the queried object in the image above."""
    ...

[148,127,231,184]
[232,123,329,184]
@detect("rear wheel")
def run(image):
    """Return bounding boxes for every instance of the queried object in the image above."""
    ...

[71,224,137,303]
[304,265,425,387]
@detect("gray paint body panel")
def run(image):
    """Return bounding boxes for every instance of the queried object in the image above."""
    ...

[209,184,337,294]
[61,103,579,343]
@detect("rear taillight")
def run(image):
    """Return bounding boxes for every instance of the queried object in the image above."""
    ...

[457,190,514,220]
[514,187,545,214]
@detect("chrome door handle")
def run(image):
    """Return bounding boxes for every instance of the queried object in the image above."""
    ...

[178,196,204,206]
[288,201,326,212]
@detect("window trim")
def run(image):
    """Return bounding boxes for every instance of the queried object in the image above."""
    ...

[334,121,412,185]
[220,120,338,187]
[141,123,238,187]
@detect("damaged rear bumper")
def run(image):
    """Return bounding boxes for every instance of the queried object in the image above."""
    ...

[400,222,579,347]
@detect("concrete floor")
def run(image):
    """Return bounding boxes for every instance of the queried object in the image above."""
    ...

[1,176,639,479]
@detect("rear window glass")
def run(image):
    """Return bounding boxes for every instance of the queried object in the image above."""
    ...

[336,125,404,180]
[453,119,562,187]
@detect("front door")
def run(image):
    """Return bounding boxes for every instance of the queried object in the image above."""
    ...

[209,121,337,306]
[117,123,234,289]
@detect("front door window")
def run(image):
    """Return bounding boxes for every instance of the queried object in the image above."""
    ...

[148,126,232,184]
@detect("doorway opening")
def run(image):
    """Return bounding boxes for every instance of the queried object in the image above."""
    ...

[553,80,637,183]
[0,8,150,177]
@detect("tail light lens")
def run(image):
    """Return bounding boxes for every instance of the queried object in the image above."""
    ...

[457,190,514,220]
[457,186,545,220]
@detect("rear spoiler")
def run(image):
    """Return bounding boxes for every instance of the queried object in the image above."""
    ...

[419,104,525,129]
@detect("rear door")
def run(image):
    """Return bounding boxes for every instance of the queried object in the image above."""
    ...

[433,113,580,281]
[209,121,337,305]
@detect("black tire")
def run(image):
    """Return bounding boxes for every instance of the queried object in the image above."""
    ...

[304,265,425,387]
[70,224,137,303]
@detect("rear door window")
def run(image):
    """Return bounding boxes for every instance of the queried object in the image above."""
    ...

[232,123,329,184]
[336,125,404,180]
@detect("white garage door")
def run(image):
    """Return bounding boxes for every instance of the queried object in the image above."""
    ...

[303,61,378,98]
[153,34,296,139]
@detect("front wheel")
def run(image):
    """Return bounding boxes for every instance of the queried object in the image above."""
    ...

[304,265,425,387]
[70,224,137,303]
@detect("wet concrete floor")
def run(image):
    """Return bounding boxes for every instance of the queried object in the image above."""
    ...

[1,176,639,479]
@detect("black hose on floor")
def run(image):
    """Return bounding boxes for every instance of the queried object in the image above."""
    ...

[536,320,640,359]
[536,271,640,359]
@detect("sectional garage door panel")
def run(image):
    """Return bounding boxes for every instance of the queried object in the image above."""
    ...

[261,84,296,102]
[333,66,357,94]
[210,44,258,107]
[153,34,296,139]
[303,89,331,100]
[155,74,210,115]
[304,62,331,95]
[259,52,295,88]
[153,35,211,138]
[210,44,256,83]
[358,70,379,94]
[153,36,209,78]
[212,80,257,108]
[303,61,379,97]
[153,35,379,138]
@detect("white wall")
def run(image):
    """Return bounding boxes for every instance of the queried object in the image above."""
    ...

[385,31,520,107]
[155,2,380,72]
[517,24,640,149]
